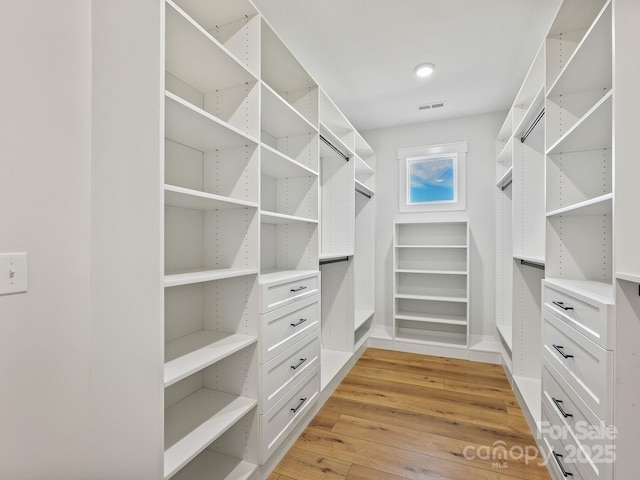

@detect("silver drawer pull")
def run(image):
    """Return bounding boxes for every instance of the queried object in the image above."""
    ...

[553,301,574,311]
[290,285,308,293]
[552,451,573,477]
[553,344,574,359]
[290,318,307,327]
[290,358,307,370]
[290,397,307,413]
[552,398,573,418]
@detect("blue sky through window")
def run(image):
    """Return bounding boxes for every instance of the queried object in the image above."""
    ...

[408,156,455,203]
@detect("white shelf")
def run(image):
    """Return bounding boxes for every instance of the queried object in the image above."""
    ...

[395,244,467,249]
[395,268,467,275]
[319,252,353,262]
[543,277,614,304]
[259,268,318,284]
[164,331,258,387]
[512,376,542,427]
[261,144,318,179]
[165,185,258,211]
[395,287,467,303]
[164,390,257,480]
[546,90,612,155]
[616,272,640,284]
[319,121,354,158]
[320,349,352,391]
[261,20,317,99]
[496,324,513,352]
[354,131,375,161]
[497,110,513,144]
[165,91,257,152]
[513,86,545,140]
[354,155,374,175]
[165,267,258,288]
[170,450,257,480]
[355,179,374,198]
[395,311,467,326]
[546,193,612,217]
[469,336,502,354]
[319,89,354,151]
[496,165,513,191]
[354,309,374,331]
[165,1,256,93]
[547,1,612,97]
[260,210,318,225]
[395,329,467,349]
[513,254,545,266]
[261,82,317,139]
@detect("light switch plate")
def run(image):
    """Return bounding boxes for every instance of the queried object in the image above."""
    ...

[0,253,28,295]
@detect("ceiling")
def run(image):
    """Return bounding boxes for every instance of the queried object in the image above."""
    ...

[252,0,561,132]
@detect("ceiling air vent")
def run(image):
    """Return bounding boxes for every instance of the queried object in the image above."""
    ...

[418,101,445,111]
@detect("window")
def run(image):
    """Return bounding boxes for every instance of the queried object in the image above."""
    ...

[398,141,467,212]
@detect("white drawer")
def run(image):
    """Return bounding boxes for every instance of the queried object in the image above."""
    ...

[542,405,591,480]
[542,361,614,480]
[542,310,613,423]
[260,366,319,463]
[260,293,320,363]
[543,281,614,350]
[260,331,320,413]
[260,272,320,313]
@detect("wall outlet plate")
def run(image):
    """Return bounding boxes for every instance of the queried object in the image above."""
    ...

[0,253,28,295]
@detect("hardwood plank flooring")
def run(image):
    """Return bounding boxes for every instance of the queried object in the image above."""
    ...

[271,348,550,480]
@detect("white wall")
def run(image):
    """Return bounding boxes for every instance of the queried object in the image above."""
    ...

[0,2,92,478]
[0,2,163,478]
[90,1,164,477]
[364,111,504,344]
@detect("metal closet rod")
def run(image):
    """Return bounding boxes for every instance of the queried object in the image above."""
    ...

[520,259,545,270]
[355,187,371,199]
[320,134,349,162]
[501,178,513,191]
[319,256,350,266]
[520,109,545,144]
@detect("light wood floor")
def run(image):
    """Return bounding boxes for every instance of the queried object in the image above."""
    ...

[268,348,550,480]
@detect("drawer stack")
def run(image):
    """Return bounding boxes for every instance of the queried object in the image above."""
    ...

[541,280,615,480]
[258,271,321,462]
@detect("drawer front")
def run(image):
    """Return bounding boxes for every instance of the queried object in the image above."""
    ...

[543,283,613,350]
[542,361,614,480]
[542,311,613,423]
[260,366,320,463]
[261,273,320,313]
[260,331,320,413]
[260,293,320,363]
[542,402,614,480]
[542,406,589,480]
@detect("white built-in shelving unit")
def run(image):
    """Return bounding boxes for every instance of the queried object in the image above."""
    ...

[354,132,376,352]
[393,221,469,349]
[317,89,376,391]
[541,2,616,479]
[495,1,640,478]
[161,0,376,477]
[494,40,546,431]
[163,1,262,478]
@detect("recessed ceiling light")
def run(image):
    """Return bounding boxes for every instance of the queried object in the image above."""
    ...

[414,62,436,78]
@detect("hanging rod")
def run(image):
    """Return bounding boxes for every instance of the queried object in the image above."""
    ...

[319,256,350,266]
[501,178,513,191]
[320,134,349,162]
[520,109,545,144]
[520,259,545,270]
[355,187,371,199]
